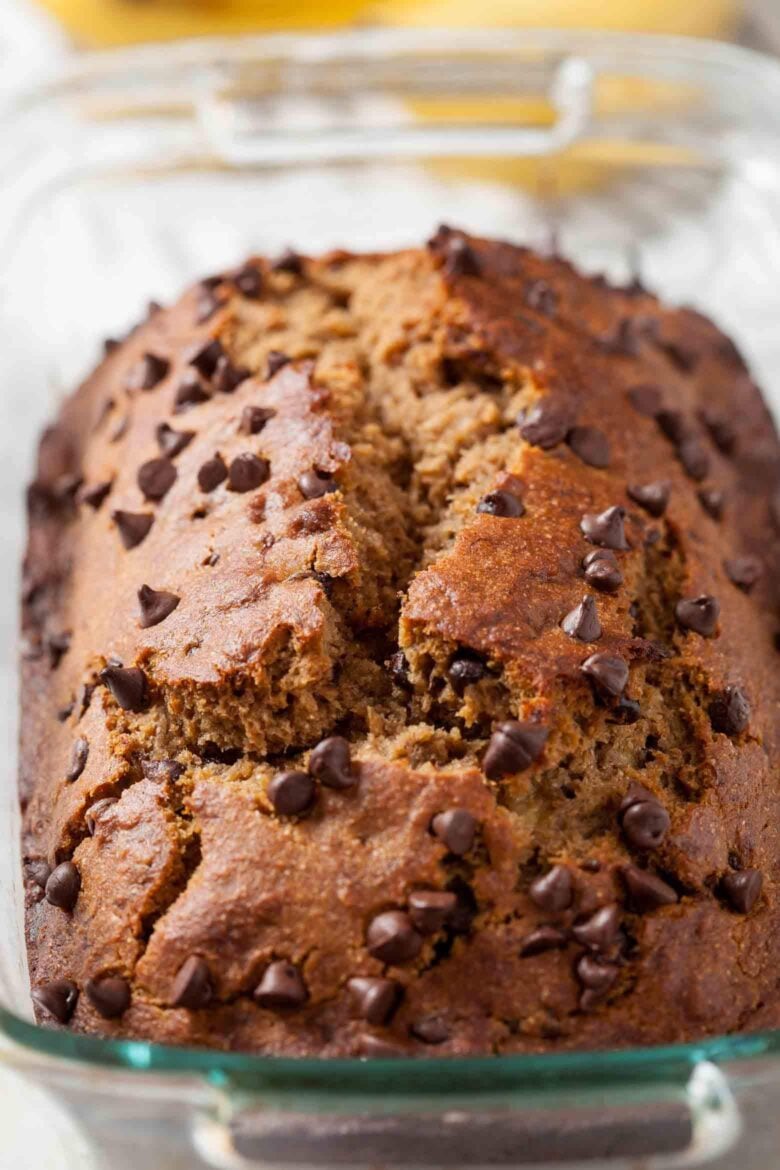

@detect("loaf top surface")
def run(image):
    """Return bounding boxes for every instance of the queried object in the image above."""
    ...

[21,230,780,1055]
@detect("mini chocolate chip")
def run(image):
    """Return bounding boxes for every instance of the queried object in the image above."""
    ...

[699,408,736,455]
[698,488,725,520]
[581,653,629,698]
[620,865,678,913]
[299,469,338,499]
[138,584,180,628]
[408,890,457,934]
[483,720,548,779]
[240,405,275,435]
[357,1034,406,1059]
[518,402,571,449]
[78,481,112,509]
[228,453,270,493]
[234,263,263,298]
[308,736,356,790]
[86,797,118,835]
[431,809,476,855]
[476,489,525,518]
[583,548,623,593]
[174,369,211,410]
[529,866,573,913]
[525,279,556,316]
[721,869,763,914]
[571,904,621,951]
[27,860,52,889]
[213,356,251,395]
[347,976,402,1025]
[267,350,290,379]
[142,758,184,782]
[33,980,79,1024]
[388,650,410,688]
[675,595,720,637]
[662,338,699,372]
[113,510,153,549]
[656,409,690,445]
[171,956,212,1009]
[567,427,610,469]
[709,685,750,736]
[156,422,195,458]
[609,696,641,724]
[104,338,119,355]
[268,770,316,816]
[561,596,601,642]
[45,861,81,911]
[366,910,423,964]
[724,556,762,592]
[271,248,304,275]
[125,353,169,392]
[137,457,176,501]
[66,738,89,782]
[441,237,480,277]
[580,506,628,550]
[627,385,662,416]
[627,481,670,518]
[254,961,308,1010]
[621,799,670,850]
[598,317,639,356]
[676,437,710,481]
[100,665,148,711]
[519,926,568,956]
[411,1016,450,1045]
[448,651,487,688]
[198,454,228,492]
[576,955,618,995]
[186,338,225,378]
[85,976,131,1019]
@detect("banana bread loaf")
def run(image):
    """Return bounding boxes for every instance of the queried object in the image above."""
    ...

[21,230,780,1055]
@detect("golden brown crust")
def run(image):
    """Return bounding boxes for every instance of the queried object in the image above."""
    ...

[21,232,780,1054]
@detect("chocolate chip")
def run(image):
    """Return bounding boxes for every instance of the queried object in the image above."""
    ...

[196,283,224,323]
[620,865,678,913]
[529,866,573,913]
[572,904,621,951]
[104,338,119,356]
[254,961,308,1010]
[561,596,601,642]
[698,488,725,521]
[27,860,52,889]
[699,408,736,455]
[582,548,623,593]
[125,353,169,392]
[268,770,316,817]
[46,631,71,669]
[621,797,670,850]
[580,506,628,550]
[186,338,225,378]
[388,651,410,688]
[721,869,762,914]
[677,438,710,481]
[441,237,480,278]
[525,280,556,316]
[662,338,699,372]
[137,457,176,502]
[33,980,79,1024]
[299,469,337,499]
[228,453,270,493]
[627,385,662,416]
[627,481,670,518]
[174,369,211,410]
[581,653,629,698]
[308,736,355,790]
[411,1016,450,1045]
[198,454,227,492]
[347,976,402,1025]
[519,926,568,956]
[431,809,476,855]
[267,350,290,379]
[45,861,80,911]
[448,651,486,688]
[66,738,89,782]
[78,481,112,509]
[100,665,148,711]
[85,797,118,835]
[270,248,303,275]
[240,405,275,435]
[709,685,750,736]
[85,976,131,1019]
[234,263,263,298]
[567,427,610,469]
[366,910,423,964]
[518,402,571,449]
[598,317,639,356]
[142,758,184,782]
[408,890,457,934]
[609,696,641,724]
[356,1034,406,1059]
[138,584,180,628]
[113,510,153,549]
[171,956,212,1009]
[476,489,525,518]
[214,356,251,395]
[156,422,194,458]
[576,955,618,997]
[483,720,548,779]
[724,556,762,592]
[656,409,690,445]
[675,595,720,637]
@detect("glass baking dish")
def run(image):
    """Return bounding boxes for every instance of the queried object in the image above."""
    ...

[1,27,779,1170]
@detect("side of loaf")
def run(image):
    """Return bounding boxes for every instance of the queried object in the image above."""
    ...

[21,230,780,1055]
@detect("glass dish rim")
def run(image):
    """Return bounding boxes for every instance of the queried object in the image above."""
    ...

[4,25,780,1084]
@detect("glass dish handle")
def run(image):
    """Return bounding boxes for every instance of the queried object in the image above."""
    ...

[193,1061,740,1170]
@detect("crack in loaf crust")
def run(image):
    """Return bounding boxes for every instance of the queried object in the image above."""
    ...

[21,231,780,1055]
